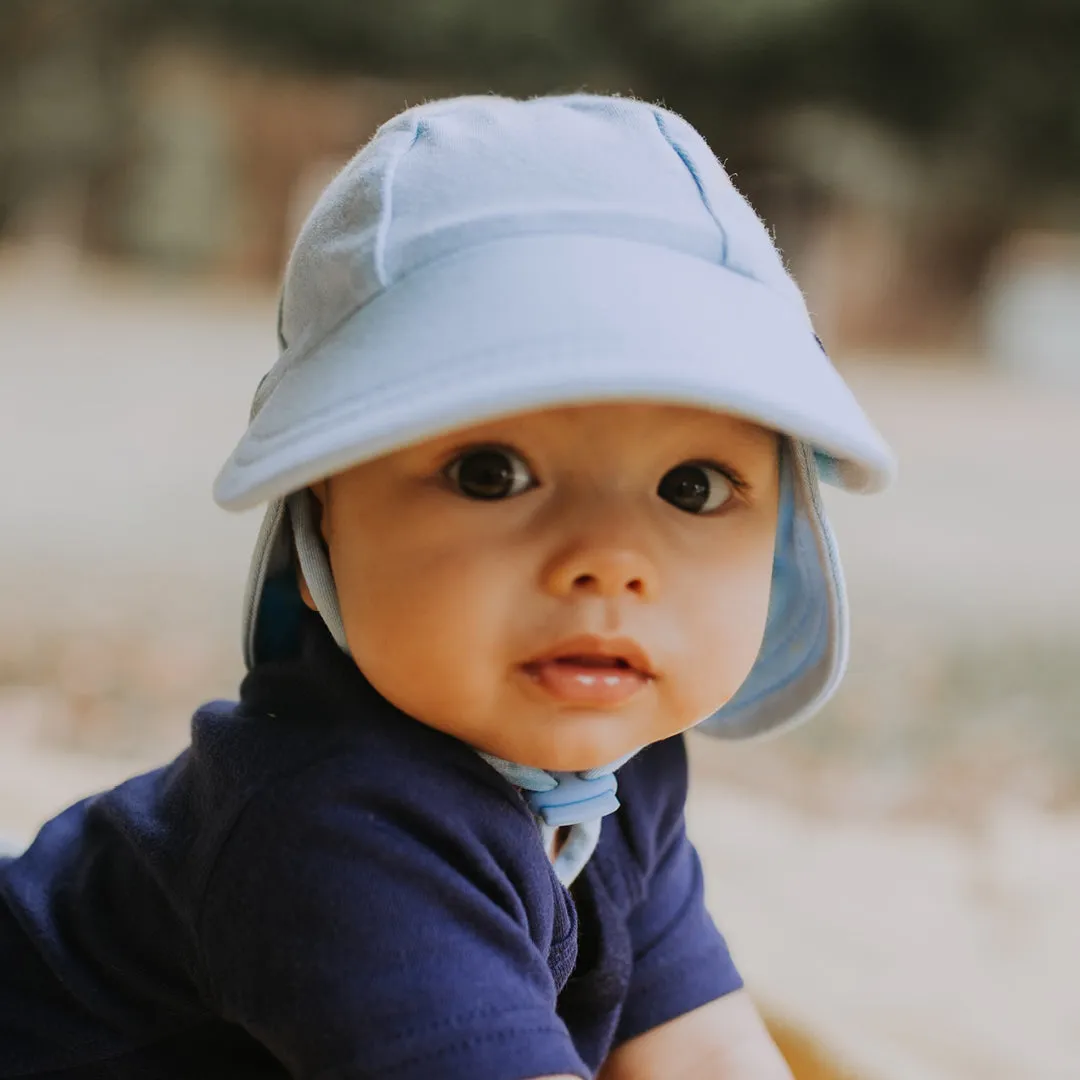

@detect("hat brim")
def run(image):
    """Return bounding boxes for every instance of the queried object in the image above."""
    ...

[214,232,894,511]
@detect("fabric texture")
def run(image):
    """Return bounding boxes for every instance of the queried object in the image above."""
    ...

[0,615,741,1080]
[216,92,895,745]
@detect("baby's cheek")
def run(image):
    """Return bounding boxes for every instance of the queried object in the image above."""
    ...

[346,634,456,729]
[662,652,739,729]
[341,585,493,724]
[673,600,768,715]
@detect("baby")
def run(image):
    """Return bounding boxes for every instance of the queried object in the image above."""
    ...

[0,94,894,1079]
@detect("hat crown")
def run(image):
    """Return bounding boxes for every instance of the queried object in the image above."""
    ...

[276,94,808,376]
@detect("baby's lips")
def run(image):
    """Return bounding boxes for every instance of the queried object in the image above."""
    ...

[520,634,657,679]
[523,657,651,707]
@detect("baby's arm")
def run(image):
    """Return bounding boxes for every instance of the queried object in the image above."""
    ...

[598,737,792,1078]
[598,990,792,1079]
[528,992,790,1080]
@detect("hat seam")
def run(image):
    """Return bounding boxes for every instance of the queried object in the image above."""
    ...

[373,115,425,287]
[652,109,730,265]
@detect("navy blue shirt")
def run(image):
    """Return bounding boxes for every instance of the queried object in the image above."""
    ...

[0,617,742,1079]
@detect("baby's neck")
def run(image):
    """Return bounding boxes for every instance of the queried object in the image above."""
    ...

[547,825,570,862]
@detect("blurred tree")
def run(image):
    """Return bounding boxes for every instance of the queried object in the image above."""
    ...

[0,0,144,244]
[172,0,600,90]
[176,5,1080,237]
[163,0,1080,197]
[9,0,1080,209]
[4,0,1078,341]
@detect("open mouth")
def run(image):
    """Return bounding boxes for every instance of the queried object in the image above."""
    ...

[519,638,655,706]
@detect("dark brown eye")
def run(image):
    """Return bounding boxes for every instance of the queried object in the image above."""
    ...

[445,447,534,500]
[657,463,734,514]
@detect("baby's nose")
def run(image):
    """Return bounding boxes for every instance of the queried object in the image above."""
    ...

[541,545,658,601]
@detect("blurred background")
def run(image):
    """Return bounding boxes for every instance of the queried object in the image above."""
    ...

[1,1,1078,1077]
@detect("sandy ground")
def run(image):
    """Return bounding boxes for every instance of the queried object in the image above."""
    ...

[2,245,1079,1078]
[689,781,1080,1080]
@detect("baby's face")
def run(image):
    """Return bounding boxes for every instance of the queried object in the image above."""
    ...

[306,404,779,771]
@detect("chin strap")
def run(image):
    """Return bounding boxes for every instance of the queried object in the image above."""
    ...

[477,750,637,827]
[289,489,638,828]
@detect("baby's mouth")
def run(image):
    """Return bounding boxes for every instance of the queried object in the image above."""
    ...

[519,639,655,708]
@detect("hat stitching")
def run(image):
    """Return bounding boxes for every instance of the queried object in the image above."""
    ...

[372,115,424,288]
[652,109,729,266]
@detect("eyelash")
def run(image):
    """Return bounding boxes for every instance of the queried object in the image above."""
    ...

[689,460,748,491]
[439,446,750,504]
[439,442,536,478]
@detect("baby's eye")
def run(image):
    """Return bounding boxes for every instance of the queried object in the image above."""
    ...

[657,462,735,514]
[445,446,535,500]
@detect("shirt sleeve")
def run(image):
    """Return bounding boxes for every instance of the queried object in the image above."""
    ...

[197,761,588,1080]
[613,749,744,1046]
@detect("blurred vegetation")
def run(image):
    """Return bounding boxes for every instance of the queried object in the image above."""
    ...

[2,0,1079,329]
[5,0,1080,192]
[157,1,1080,201]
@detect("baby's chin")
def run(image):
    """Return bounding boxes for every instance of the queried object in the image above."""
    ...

[492,744,632,774]
[404,709,638,772]
[467,713,679,773]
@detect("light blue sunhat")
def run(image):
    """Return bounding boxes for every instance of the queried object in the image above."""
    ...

[214,94,895,836]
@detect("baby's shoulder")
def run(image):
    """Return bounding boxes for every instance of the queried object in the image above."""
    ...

[189,695,561,953]
[188,690,532,854]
